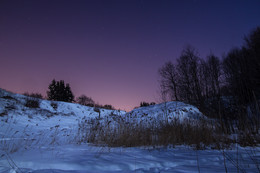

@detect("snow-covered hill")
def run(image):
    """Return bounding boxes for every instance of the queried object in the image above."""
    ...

[0,88,125,119]
[0,88,204,122]
[0,88,206,147]
[0,88,259,173]
[126,101,205,123]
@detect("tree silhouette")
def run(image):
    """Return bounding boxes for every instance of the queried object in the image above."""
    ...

[223,27,260,104]
[158,61,179,101]
[77,95,95,106]
[47,79,74,102]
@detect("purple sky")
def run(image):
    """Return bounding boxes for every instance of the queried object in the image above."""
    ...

[1,0,260,111]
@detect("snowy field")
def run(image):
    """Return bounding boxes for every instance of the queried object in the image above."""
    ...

[1,144,259,173]
[0,89,259,173]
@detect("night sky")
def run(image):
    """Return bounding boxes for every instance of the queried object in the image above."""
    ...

[1,0,260,111]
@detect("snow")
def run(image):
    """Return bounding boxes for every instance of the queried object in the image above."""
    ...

[0,88,259,173]
[1,144,259,173]
[126,101,205,123]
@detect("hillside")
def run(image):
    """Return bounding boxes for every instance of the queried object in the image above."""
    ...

[127,101,205,123]
[0,88,125,119]
[0,88,259,173]
[0,88,207,146]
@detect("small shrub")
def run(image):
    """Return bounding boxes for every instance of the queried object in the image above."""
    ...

[51,102,58,110]
[140,102,156,107]
[238,132,260,147]
[86,103,95,107]
[94,107,100,113]
[30,93,43,99]
[103,104,114,110]
[46,113,56,118]
[24,92,43,99]
[0,111,7,117]
[2,95,16,100]
[25,99,40,108]
[77,95,95,106]
[150,102,156,105]
[140,102,150,107]
[5,105,16,110]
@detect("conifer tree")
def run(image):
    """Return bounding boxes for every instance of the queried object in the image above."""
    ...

[47,79,74,102]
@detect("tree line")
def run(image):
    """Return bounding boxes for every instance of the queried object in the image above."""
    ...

[158,27,260,119]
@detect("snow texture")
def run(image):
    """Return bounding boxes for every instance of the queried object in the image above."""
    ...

[0,88,259,173]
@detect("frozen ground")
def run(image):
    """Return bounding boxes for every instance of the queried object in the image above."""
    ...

[1,144,259,173]
[0,89,259,173]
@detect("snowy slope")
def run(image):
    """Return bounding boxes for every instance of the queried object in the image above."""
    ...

[0,88,259,173]
[0,88,125,119]
[126,101,205,123]
[0,88,206,143]
[0,88,124,146]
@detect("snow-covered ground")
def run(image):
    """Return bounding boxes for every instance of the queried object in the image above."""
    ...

[125,101,205,124]
[1,144,259,173]
[0,89,259,173]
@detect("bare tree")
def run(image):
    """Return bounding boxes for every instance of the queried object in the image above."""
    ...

[199,59,210,99]
[158,61,179,101]
[24,92,43,99]
[223,48,250,104]
[244,27,260,99]
[206,54,221,97]
[177,46,202,105]
[77,95,95,106]
[222,27,260,105]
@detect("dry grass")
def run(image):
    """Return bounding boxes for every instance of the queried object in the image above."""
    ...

[51,102,58,110]
[78,117,238,149]
[25,98,40,108]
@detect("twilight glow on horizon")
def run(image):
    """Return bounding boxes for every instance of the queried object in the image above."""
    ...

[0,0,260,111]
